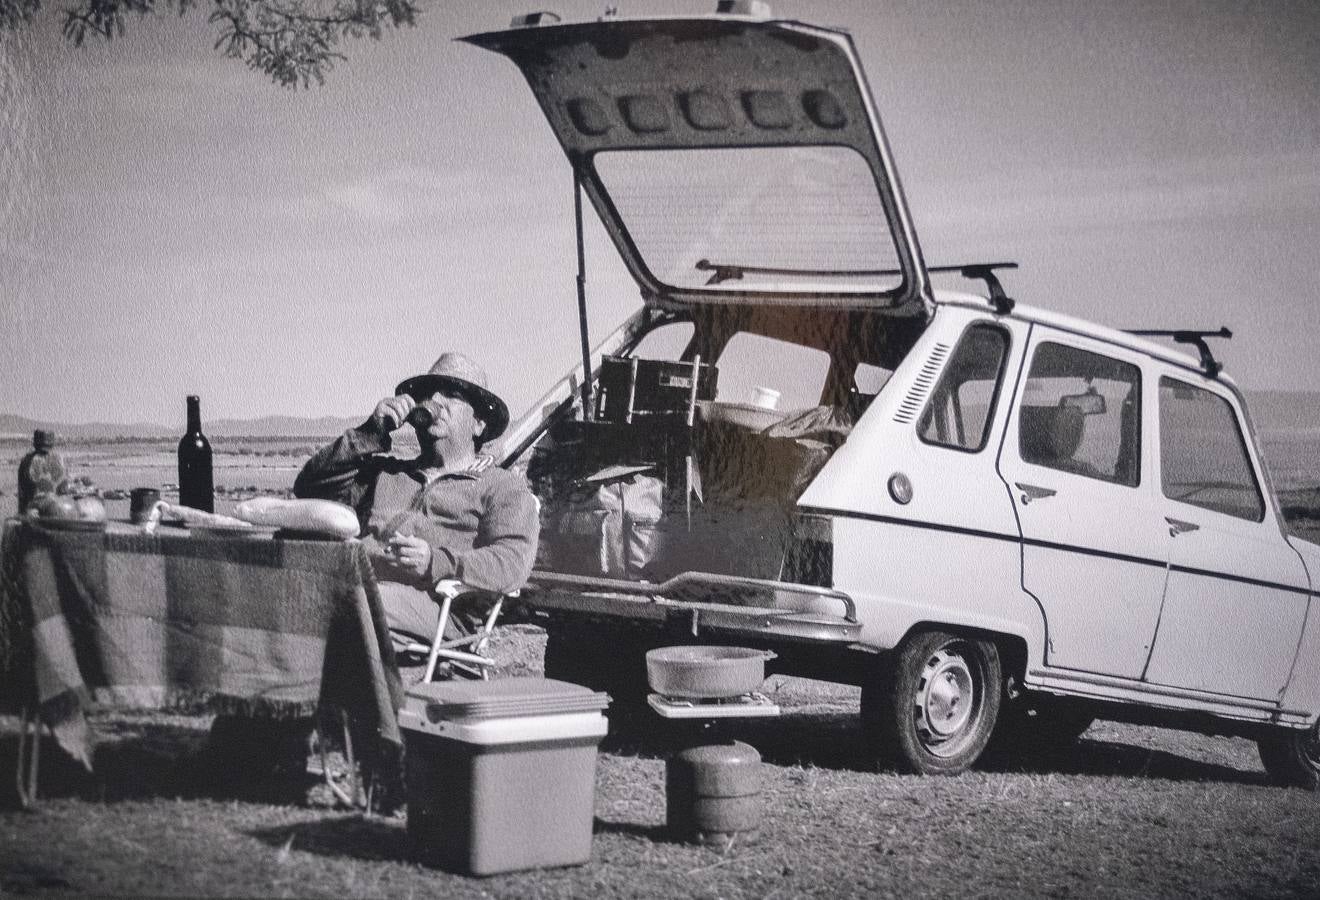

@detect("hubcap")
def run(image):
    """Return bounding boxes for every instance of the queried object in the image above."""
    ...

[913,646,978,756]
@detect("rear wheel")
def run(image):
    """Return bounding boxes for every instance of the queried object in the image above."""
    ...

[1257,723,1320,790]
[862,630,1002,775]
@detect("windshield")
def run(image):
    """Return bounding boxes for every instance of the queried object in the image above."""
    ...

[593,146,903,294]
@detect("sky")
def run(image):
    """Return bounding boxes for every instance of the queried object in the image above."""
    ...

[2,0,1320,428]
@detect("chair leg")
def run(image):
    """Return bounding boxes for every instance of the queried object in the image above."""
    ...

[341,709,362,809]
[318,728,356,810]
[422,592,456,683]
[15,705,39,810]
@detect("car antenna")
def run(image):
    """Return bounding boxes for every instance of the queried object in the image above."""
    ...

[1124,327,1233,377]
[692,258,1019,314]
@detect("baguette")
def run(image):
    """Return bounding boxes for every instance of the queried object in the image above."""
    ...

[158,503,251,528]
[234,497,360,538]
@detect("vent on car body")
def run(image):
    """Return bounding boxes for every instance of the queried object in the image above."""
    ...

[893,343,952,423]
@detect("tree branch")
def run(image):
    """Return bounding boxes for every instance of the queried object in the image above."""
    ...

[2,0,419,87]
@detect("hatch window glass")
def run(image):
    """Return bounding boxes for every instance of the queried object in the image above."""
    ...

[1018,342,1141,486]
[594,147,902,294]
[918,325,1008,452]
[714,334,830,411]
[1159,377,1264,521]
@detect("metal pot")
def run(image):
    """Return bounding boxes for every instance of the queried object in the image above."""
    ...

[646,646,777,699]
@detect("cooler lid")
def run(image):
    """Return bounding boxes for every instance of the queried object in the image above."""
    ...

[405,677,611,721]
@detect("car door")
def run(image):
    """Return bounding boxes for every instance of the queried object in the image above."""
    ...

[1144,373,1310,701]
[997,328,1168,679]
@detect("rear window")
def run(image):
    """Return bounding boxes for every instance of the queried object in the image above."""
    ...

[1159,377,1264,521]
[631,322,694,361]
[918,324,1009,452]
[715,333,830,411]
[594,146,902,294]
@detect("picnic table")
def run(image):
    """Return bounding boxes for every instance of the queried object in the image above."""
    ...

[0,517,404,794]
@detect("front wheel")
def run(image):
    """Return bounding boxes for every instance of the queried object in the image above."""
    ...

[862,630,1002,775]
[1258,723,1320,790]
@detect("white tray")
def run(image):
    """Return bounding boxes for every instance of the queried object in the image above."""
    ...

[647,692,780,719]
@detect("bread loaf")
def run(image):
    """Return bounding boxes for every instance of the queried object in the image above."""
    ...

[234,497,360,538]
[159,503,251,528]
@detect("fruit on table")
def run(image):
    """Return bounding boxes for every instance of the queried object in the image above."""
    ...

[34,494,80,519]
[75,496,107,522]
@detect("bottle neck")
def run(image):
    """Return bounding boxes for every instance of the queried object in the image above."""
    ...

[186,395,202,433]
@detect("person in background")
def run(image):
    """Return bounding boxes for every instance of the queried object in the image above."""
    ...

[294,352,539,648]
[17,430,68,512]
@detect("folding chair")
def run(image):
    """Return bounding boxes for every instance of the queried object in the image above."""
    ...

[395,579,510,682]
[321,579,513,810]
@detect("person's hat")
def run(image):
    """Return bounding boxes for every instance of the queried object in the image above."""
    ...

[33,429,55,449]
[395,352,509,442]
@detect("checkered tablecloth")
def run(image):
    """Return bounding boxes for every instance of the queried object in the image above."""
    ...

[0,519,403,769]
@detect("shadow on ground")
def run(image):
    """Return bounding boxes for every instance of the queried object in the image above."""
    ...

[604,710,1268,787]
[247,814,408,864]
[0,708,1269,811]
[978,735,1267,786]
[0,717,342,809]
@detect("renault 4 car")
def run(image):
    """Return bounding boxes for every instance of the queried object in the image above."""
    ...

[463,6,1320,786]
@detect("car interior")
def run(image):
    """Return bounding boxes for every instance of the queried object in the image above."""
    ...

[526,304,923,585]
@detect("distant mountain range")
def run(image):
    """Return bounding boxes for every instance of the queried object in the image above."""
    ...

[0,412,364,440]
[3,389,1320,440]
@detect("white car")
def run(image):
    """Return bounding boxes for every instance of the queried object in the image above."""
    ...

[465,6,1320,786]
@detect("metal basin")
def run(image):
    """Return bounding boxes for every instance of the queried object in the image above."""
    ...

[646,646,776,699]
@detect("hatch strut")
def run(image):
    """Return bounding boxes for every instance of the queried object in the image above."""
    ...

[573,168,593,415]
[694,259,1018,314]
[1125,327,1233,377]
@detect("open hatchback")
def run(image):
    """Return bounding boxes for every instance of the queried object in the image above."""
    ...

[466,11,936,638]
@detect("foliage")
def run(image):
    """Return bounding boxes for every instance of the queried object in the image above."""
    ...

[0,0,419,87]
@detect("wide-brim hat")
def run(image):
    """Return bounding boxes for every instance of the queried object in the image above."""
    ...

[395,352,509,442]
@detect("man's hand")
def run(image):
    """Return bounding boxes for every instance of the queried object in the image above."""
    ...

[386,533,432,582]
[372,395,416,432]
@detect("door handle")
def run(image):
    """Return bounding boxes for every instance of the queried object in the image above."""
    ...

[1165,517,1200,537]
[1015,482,1057,505]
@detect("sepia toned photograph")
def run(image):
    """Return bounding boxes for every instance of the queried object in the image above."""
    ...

[3,1,1320,896]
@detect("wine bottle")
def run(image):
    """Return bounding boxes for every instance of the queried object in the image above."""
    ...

[178,395,214,512]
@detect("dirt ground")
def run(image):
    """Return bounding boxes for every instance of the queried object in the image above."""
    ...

[2,628,1318,899]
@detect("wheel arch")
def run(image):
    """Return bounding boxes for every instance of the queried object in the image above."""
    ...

[893,620,1028,680]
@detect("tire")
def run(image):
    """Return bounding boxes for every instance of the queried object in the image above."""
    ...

[862,630,1002,775]
[1257,723,1320,790]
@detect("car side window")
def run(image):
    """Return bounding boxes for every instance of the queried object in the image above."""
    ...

[1158,377,1265,522]
[1018,342,1141,486]
[918,324,1009,452]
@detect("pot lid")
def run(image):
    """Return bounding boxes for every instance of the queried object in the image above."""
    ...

[462,13,930,312]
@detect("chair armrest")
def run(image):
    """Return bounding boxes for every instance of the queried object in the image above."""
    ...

[434,579,521,601]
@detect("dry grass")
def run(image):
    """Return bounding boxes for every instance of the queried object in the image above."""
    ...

[3,628,1319,898]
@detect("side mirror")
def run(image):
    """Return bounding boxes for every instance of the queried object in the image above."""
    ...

[1060,387,1106,416]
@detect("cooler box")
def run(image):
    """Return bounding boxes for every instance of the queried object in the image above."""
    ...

[398,677,610,875]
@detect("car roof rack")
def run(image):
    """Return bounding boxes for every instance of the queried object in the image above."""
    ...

[1124,327,1233,377]
[693,259,1018,314]
[932,262,1017,315]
